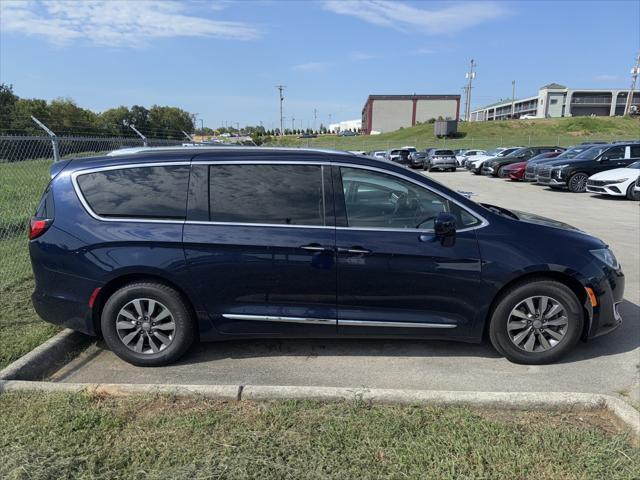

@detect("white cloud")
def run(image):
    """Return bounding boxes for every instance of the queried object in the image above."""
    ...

[323,0,507,34]
[292,62,333,72]
[349,52,376,61]
[0,0,261,47]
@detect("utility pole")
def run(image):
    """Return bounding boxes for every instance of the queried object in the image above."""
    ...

[313,108,318,131]
[464,59,476,121]
[624,52,640,116]
[511,80,516,119]
[291,116,295,132]
[276,85,286,136]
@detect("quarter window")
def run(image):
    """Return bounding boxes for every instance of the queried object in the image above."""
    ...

[77,165,190,219]
[339,167,480,230]
[209,164,326,226]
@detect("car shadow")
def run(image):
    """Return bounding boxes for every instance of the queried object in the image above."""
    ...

[168,299,639,367]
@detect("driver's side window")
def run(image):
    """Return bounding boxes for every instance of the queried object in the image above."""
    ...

[340,167,479,230]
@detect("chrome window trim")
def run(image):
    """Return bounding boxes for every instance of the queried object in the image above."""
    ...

[70,159,489,231]
[339,319,457,329]
[222,314,335,326]
[71,162,191,224]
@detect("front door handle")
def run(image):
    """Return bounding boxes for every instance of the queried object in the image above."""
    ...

[338,246,372,255]
[300,243,333,252]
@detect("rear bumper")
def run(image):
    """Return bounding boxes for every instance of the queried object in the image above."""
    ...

[32,288,97,336]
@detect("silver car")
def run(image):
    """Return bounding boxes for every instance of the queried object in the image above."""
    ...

[423,149,458,172]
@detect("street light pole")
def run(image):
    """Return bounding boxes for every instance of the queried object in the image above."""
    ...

[511,80,516,119]
[276,85,286,136]
[464,59,476,121]
[624,53,640,116]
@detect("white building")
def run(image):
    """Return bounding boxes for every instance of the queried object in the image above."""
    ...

[328,119,362,133]
[470,83,640,121]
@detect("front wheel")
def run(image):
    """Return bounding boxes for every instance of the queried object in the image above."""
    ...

[568,172,588,193]
[101,282,196,366]
[626,183,640,200]
[488,279,584,364]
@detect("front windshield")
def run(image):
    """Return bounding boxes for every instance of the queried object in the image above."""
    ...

[505,148,527,157]
[555,147,585,159]
[498,148,519,157]
[627,161,640,169]
[485,149,499,156]
[573,146,609,160]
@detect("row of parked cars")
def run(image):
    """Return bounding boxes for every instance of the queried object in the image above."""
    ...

[365,147,460,172]
[460,142,640,200]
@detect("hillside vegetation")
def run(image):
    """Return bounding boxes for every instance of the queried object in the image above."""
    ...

[267,117,640,151]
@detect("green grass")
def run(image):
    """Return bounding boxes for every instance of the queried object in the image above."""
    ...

[0,278,59,369]
[0,392,637,479]
[268,116,640,151]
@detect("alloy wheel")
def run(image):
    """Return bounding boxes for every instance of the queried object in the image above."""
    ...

[507,296,568,352]
[115,298,176,354]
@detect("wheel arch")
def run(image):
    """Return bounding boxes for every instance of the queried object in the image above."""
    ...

[482,271,589,340]
[91,273,199,338]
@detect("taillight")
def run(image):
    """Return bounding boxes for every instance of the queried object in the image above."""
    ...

[29,218,52,240]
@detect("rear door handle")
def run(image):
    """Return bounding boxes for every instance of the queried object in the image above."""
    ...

[300,243,333,252]
[338,246,372,255]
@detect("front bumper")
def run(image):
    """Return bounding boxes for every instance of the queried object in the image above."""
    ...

[524,172,537,182]
[537,176,566,187]
[586,183,626,196]
[584,266,625,340]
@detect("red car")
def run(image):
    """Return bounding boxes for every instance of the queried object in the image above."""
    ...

[504,152,561,181]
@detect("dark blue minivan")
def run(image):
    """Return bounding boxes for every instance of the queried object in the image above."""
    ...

[29,147,624,366]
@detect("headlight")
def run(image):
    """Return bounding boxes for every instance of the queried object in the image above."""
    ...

[606,178,630,183]
[553,164,570,169]
[590,248,620,270]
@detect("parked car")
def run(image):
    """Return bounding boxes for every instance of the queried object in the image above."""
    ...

[386,148,412,165]
[501,152,562,180]
[467,147,522,174]
[586,161,640,200]
[482,147,564,177]
[423,149,457,172]
[537,143,640,192]
[408,150,428,169]
[299,133,317,139]
[634,175,640,196]
[367,150,387,160]
[502,162,527,181]
[524,145,599,182]
[347,151,367,155]
[456,149,487,167]
[29,146,624,366]
[338,130,358,137]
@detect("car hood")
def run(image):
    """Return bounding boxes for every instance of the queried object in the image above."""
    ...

[503,161,527,170]
[589,167,640,180]
[481,204,581,232]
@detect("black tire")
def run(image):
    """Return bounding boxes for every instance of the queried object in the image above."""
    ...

[568,172,588,193]
[626,183,640,200]
[101,282,196,366]
[488,279,583,365]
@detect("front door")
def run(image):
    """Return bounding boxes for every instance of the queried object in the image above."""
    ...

[333,166,483,338]
[184,161,337,336]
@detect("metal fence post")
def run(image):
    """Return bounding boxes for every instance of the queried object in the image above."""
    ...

[130,125,148,147]
[30,115,60,162]
[528,135,531,146]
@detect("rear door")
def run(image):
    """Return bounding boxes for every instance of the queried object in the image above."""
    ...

[333,165,484,338]
[184,157,337,336]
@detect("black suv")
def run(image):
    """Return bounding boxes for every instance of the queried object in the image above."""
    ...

[537,143,640,192]
[482,147,563,177]
[524,145,599,182]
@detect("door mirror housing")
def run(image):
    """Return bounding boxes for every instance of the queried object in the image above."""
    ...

[434,212,456,247]
[600,156,610,162]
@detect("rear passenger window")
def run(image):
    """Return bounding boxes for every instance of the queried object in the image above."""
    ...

[209,164,325,226]
[77,166,190,219]
[630,145,640,158]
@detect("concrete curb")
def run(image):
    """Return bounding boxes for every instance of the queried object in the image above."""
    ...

[0,329,92,381]
[0,380,637,439]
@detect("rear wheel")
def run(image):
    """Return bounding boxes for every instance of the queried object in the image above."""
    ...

[626,183,640,200]
[488,279,583,364]
[568,172,588,193]
[101,282,196,366]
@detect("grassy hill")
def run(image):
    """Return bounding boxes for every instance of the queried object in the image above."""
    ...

[267,116,640,152]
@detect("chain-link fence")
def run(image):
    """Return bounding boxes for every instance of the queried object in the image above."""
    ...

[0,135,184,291]
[270,133,635,152]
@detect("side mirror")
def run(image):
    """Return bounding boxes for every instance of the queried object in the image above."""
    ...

[434,212,456,247]
[600,156,609,162]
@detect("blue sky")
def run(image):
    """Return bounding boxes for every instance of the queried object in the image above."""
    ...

[1,0,638,130]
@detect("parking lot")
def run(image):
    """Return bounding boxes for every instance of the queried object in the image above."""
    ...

[52,170,639,402]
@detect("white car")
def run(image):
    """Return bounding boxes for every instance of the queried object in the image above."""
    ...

[456,149,487,166]
[586,161,640,200]
[520,114,538,120]
[466,147,522,174]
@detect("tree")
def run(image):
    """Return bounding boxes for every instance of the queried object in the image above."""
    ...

[0,83,18,130]
[147,105,194,139]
